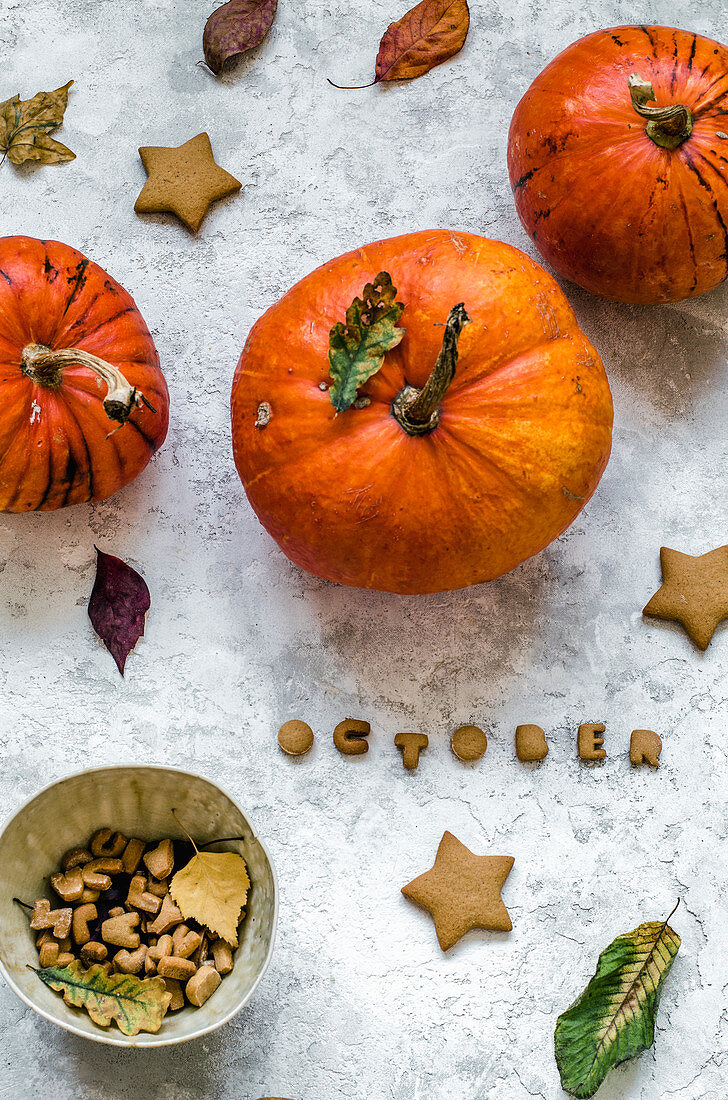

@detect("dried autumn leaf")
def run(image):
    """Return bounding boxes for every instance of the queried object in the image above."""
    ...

[376,0,470,81]
[330,0,469,88]
[0,81,75,166]
[328,272,405,412]
[88,547,151,676]
[554,910,681,1098]
[35,960,171,1035]
[170,850,250,946]
[203,0,278,76]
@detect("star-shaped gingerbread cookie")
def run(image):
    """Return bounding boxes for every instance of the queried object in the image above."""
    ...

[643,545,728,650]
[134,132,241,233]
[401,831,514,951]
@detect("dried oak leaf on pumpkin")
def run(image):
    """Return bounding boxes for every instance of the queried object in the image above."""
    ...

[328,272,405,412]
[330,0,469,88]
[88,547,151,675]
[0,81,75,166]
[35,960,171,1036]
[203,0,278,76]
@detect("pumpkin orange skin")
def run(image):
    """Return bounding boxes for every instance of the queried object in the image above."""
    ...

[508,26,728,303]
[0,236,169,512]
[231,231,613,594]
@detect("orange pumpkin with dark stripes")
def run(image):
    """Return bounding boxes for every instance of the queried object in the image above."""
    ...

[0,237,168,512]
[231,230,613,594]
[508,25,728,303]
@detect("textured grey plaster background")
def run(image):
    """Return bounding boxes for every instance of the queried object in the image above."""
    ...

[0,0,727,1097]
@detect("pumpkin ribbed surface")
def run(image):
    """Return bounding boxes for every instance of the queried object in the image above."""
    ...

[508,26,728,303]
[0,236,169,512]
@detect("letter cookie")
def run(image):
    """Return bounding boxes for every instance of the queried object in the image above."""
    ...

[630,729,662,767]
[394,732,429,770]
[515,724,548,762]
[333,718,371,756]
[451,725,488,762]
[578,723,606,761]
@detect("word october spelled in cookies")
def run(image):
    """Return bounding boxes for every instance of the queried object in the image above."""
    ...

[277,719,662,769]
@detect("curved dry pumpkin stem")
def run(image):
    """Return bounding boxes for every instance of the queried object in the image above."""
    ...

[20,343,153,426]
[392,303,470,436]
[628,73,693,149]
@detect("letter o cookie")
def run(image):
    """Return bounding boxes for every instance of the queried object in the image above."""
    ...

[278,720,314,756]
[451,725,488,762]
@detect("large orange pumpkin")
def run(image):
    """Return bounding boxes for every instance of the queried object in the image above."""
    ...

[508,26,728,303]
[230,230,613,594]
[0,236,169,511]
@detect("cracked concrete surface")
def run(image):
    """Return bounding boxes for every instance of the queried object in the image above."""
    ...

[0,0,727,1097]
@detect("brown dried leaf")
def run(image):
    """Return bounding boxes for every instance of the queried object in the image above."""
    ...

[203,0,278,76]
[376,0,470,82]
[0,81,75,166]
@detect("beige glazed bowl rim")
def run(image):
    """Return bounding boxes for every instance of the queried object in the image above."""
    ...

[0,763,279,1048]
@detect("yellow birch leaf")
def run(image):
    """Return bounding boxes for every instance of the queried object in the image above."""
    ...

[169,850,250,946]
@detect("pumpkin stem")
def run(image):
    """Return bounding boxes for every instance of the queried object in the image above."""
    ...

[628,74,693,149]
[20,343,150,426]
[391,303,470,436]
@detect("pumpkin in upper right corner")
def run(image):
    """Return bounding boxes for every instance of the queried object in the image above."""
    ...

[507,25,728,304]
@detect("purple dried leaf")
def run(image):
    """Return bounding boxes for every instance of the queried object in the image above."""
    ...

[203,0,278,77]
[88,547,150,676]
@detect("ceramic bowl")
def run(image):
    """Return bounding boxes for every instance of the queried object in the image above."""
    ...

[0,764,278,1047]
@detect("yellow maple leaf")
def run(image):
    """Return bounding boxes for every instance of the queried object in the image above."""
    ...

[169,850,250,946]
